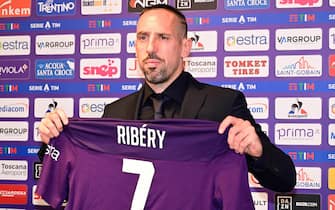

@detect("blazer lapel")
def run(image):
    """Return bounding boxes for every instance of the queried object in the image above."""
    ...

[180,76,207,118]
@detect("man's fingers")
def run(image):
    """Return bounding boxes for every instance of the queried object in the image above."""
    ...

[218,116,243,134]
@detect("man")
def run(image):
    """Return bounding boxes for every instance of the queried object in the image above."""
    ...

[39,4,296,192]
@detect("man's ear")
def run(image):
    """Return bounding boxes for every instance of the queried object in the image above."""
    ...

[181,38,192,58]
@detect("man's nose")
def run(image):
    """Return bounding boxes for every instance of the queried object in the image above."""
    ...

[146,37,157,54]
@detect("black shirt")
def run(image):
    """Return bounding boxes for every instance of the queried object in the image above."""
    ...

[138,72,190,120]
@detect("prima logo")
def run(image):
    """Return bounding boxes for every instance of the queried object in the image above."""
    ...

[80,33,121,54]
[275,123,322,145]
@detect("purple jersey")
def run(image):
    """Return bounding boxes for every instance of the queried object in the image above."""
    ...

[36,119,254,210]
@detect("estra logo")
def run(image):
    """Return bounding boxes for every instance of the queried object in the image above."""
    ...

[224,29,269,52]
[0,35,30,56]
[80,58,121,79]
[0,0,31,18]
[276,0,322,8]
[79,97,118,118]
[224,56,269,78]
[0,184,27,204]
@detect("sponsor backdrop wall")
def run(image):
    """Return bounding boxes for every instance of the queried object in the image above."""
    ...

[0,0,334,209]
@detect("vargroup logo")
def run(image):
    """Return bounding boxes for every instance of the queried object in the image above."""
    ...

[0,184,27,205]
[128,0,168,12]
[276,194,320,210]
[275,55,322,77]
[329,168,335,190]
[329,97,335,119]
[176,0,217,10]
[224,0,269,10]
[189,31,217,52]
[36,59,75,79]
[0,35,30,56]
[252,192,268,210]
[80,58,121,79]
[184,56,217,78]
[79,97,118,118]
[0,0,31,18]
[246,97,269,119]
[0,121,28,141]
[295,167,322,189]
[275,97,322,119]
[36,0,76,16]
[0,98,29,118]
[276,28,322,51]
[275,123,322,145]
[80,33,121,54]
[82,0,121,15]
[224,29,269,51]
[126,58,144,78]
[224,56,269,78]
[330,54,335,76]
[330,28,335,49]
[329,124,335,146]
[36,34,75,55]
[34,98,74,118]
[0,160,28,181]
[276,0,322,8]
[0,59,30,80]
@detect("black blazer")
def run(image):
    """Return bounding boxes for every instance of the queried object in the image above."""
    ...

[103,72,296,192]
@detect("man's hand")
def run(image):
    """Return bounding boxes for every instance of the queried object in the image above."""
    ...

[38,108,69,144]
[218,115,263,158]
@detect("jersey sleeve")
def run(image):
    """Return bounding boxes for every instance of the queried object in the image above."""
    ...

[35,131,74,209]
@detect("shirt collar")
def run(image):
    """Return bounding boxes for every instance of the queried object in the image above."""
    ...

[142,71,190,105]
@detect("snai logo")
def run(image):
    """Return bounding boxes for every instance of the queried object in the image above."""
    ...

[0,0,31,18]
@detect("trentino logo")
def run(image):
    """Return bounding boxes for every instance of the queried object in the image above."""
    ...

[224,29,269,51]
[36,0,75,16]
[81,0,121,15]
[0,0,31,18]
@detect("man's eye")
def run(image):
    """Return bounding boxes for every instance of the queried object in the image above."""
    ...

[160,35,169,40]
[137,35,147,40]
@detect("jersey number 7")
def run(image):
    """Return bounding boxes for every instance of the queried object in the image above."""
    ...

[122,158,155,210]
